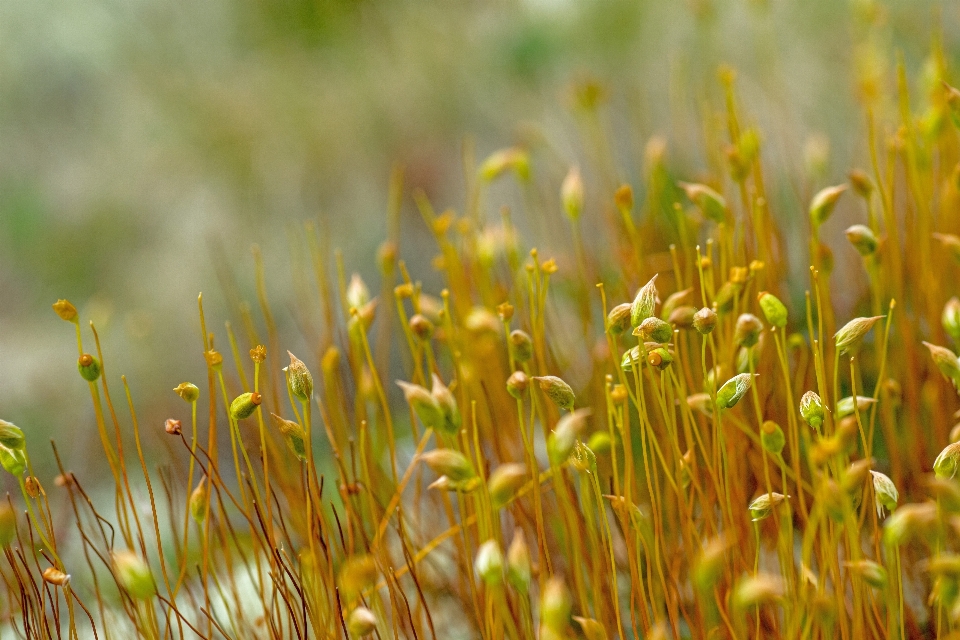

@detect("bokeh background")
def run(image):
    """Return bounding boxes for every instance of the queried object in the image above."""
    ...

[1,0,957,475]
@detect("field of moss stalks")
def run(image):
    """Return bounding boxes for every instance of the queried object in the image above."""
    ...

[5,3,960,640]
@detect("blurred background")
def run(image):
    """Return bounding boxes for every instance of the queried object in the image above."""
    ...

[1,0,956,475]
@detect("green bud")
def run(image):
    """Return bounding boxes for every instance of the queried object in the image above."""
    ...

[693,307,718,334]
[734,313,762,347]
[760,421,785,455]
[113,550,155,600]
[668,305,697,328]
[397,380,445,431]
[883,502,938,547]
[488,463,528,509]
[509,330,534,362]
[347,607,378,637]
[540,576,572,631]
[173,382,200,403]
[716,373,755,410]
[346,274,371,311]
[474,539,504,586]
[339,554,379,597]
[757,292,788,328]
[506,371,529,399]
[634,317,673,344]
[943,298,960,342]
[606,303,633,336]
[733,574,785,609]
[845,560,888,590]
[586,430,611,454]
[934,442,960,479]
[693,535,733,594]
[547,409,591,466]
[0,420,25,451]
[660,288,693,321]
[0,447,26,477]
[835,395,876,419]
[284,351,314,402]
[506,531,532,593]
[845,224,878,256]
[870,470,898,518]
[431,375,461,435]
[478,147,530,182]
[835,315,884,355]
[712,281,740,314]
[748,492,787,522]
[419,449,475,484]
[646,346,674,371]
[270,413,307,462]
[189,479,208,524]
[229,392,262,421]
[799,390,825,433]
[809,184,847,226]
[924,342,960,391]
[678,181,727,223]
[77,354,101,381]
[560,166,584,221]
[630,275,659,327]
[532,376,576,412]
[52,299,79,323]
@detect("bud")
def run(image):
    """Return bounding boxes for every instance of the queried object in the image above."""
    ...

[229,392,262,421]
[841,457,873,493]
[561,167,584,221]
[77,354,102,382]
[53,299,79,323]
[883,502,938,547]
[800,390,825,433]
[474,539,504,585]
[346,274,371,311]
[509,330,534,362]
[758,292,788,328]
[748,492,787,522]
[845,224,879,256]
[189,479,208,524]
[606,303,633,336]
[733,574,785,609]
[419,449,475,484]
[347,607,378,637]
[587,430,611,454]
[716,373,755,410]
[0,420,25,451]
[0,504,15,547]
[661,288,692,321]
[478,147,530,182]
[924,342,960,391]
[692,535,734,593]
[934,442,960,479]
[713,281,741,314]
[848,169,873,198]
[409,314,434,340]
[204,349,223,370]
[734,313,763,348]
[397,381,445,431]
[845,560,887,589]
[431,375,461,436]
[760,421,785,455]
[678,181,727,223]
[24,476,43,498]
[693,307,718,334]
[284,351,314,402]
[835,315,884,355]
[614,184,634,212]
[173,382,200,403]
[943,299,960,342]
[42,567,71,587]
[646,346,674,371]
[164,419,182,436]
[270,414,307,462]
[112,550,155,599]
[506,371,529,399]
[540,576,572,631]
[668,305,697,328]
[634,317,672,344]
[548,409,592,466]
[339,554,378,597]
[532,376,576,412]
[809,184,848,226]
[687,393,713,417]
[630,275,659,327]
[610,384,628,404]
[0,447,26,477]
[506,530,532,592]
[870,470,898,518]
[488,463,528,509]
[835,395,876,419]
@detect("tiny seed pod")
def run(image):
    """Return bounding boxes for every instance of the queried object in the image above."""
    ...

[660,288,693,321]
[934,442,960,479]
[845,560,887,589]
[668,305,697,328]
[408,314,434,340]
[284,351,314,402]
[835,315,884,355]
[509,330,534,362]
[845,224,878,256]
[339,554,378,597]
[924,342,960,391]
[474,539,505,586]
[635,317,673,344]
[24,476,44,498]
[506,531,532,593]
[419,449,475,484]
[347,607,378,637]
[189,479,208,524]
[712,281,740,314]
[0,447,26,477]
[943,298,960,342]
[164,419,182,435]
[646,347,674,371]
[52,299,79,323]
[800,391,825,433]
[587,430,611,454]
[478,147,529,182]
[488,464,528,509]
[693,307,718,334]
[229,392,262,421]
[76,353,102,382]
[540,576,573,632]
[173,382,200,403]
[397,380,445,430]
[809,184,847,226]
[848,169,873,198]
[716,373,756,410]
[630,275,659,327]
[506,371,529,399]
[532,376,576,412]
[430,375,461,435]
[346,274,371,311]
[42,567,70,587]
[678,181,727,223]
[607,303,633,335]
[692,535,734,594]
[734,313,763,347]
[760,421,785,455]
[547,409,592,465]
[112,550,155,600]
[614,184,634,213]
[748,492,787,522]
[733,574,785,609]
[270,413,307,462]
[0,420,25,451]
[757,292,788,328]
[835,395,877,419]
[561,166,584,221]
[870,470,898,518]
